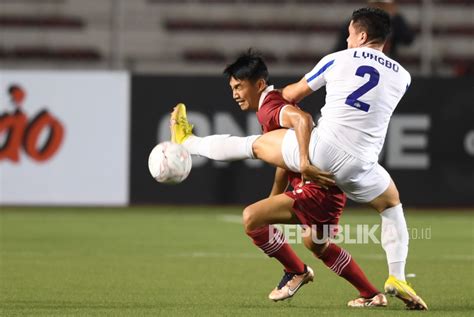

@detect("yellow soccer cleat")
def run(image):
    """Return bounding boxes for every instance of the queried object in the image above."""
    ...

[384,275,428,310]
[170,103,194,144]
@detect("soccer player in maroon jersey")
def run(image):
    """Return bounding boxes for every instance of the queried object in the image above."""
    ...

[171,51,387,307]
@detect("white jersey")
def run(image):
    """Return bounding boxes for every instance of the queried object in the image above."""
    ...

[305,47,411,162]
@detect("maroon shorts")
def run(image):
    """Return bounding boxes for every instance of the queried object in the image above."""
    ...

[284,182,346,230]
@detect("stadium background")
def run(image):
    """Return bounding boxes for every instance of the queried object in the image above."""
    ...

[1,0,473,316]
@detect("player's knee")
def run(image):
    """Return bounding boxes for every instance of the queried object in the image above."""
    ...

[386,199,401,210]
[372,184,401,212]
[386,187,400,206]
[379,196,401,212]
[251,138,263,160]
[242,206,258,232]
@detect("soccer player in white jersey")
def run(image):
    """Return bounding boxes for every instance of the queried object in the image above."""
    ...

[277,7,429,309]
[171,7,427,310]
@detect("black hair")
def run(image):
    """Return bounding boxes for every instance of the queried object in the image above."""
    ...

[223,49,269,83]
[8,84,21,94]
[351,7,391,44]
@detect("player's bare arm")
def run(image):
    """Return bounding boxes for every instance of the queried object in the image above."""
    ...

[281,77,313,104]
[279,105,334,186]
[269,167,289,197]
[279,105,313,173]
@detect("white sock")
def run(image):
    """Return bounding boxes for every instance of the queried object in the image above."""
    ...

[389,261,406,282]
[183,134,259,161]
[380,203,408,281]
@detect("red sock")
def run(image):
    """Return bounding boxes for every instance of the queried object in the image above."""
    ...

[247,225,305,274]
[318,243,379,298]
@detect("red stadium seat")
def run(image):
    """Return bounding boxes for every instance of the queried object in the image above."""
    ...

[0,15,83,29]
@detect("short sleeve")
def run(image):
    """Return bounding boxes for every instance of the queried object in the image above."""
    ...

[304,53,337,91]
[406,70,412,89]
[257,92,288,133]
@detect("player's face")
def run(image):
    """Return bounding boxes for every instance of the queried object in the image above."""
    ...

[347,20,366,48]
[229,77,262,111]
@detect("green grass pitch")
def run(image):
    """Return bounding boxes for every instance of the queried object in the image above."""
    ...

[1,207,473,316]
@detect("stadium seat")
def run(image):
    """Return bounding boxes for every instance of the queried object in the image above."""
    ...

[0,0,471,76]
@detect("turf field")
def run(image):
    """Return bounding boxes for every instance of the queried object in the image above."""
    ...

[0,207,473,316]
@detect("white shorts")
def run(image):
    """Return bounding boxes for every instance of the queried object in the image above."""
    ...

[282,128,391,203]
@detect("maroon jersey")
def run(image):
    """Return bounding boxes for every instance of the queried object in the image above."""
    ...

[256,90,303,186]
[256,87,346,226]
[256,90,290,133]
[256,89,305,185]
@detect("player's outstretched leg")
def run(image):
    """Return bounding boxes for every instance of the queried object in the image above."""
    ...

[170,103,259,161]
[170,106,303,173]
[170,103,194,144]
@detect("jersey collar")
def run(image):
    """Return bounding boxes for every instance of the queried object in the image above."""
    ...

[258,85,275,110]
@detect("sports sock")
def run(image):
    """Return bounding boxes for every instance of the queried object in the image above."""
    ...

[183,134,259,161]
[247,225,305,274]
[380,203,408,281]
[318,243,379,298]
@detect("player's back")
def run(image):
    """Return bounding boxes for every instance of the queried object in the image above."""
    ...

[307,48,411,162]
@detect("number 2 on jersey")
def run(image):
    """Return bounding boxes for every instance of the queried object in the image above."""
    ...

[345,65,380,112]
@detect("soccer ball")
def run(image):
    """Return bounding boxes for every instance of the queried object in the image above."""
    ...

[148,141,192,184]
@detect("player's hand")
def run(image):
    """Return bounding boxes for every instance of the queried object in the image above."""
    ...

[300,162,335,189]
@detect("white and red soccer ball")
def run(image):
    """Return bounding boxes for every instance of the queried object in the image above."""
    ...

[148,141,192,184]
